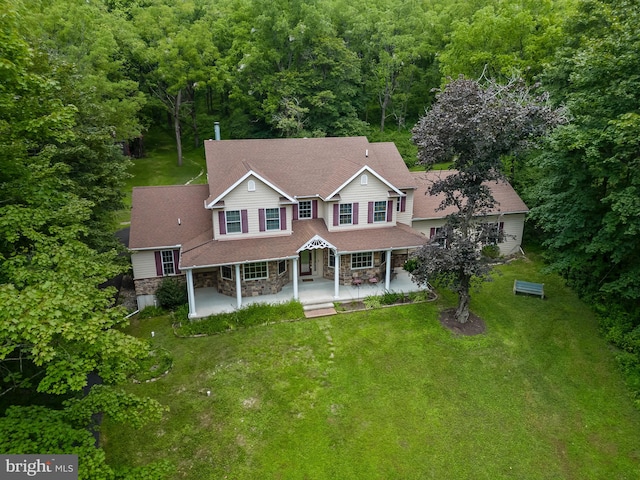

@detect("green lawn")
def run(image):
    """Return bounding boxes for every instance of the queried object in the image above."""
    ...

[116,129,207,225]
[103,259,640,479]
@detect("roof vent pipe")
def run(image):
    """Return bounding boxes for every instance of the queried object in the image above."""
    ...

[365,149,368,157]
[214,122,221,141]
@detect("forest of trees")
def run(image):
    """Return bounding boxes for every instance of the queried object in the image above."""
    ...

[1,0,639,476]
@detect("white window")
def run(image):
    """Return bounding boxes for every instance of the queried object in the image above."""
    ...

[248,180,256,191]
[361,174,368,185]
[266,208,280,230]
[373,201,387,222]
[226,210,241,233]
[278,260,287,275]
[244,262,268,280]
[221,265,233,280]
[479,223,504,244]
[298,200,312,219]
[339,203,353,225]
[351,252,373,269]
[328,250,335,268]
[161,250,175,275]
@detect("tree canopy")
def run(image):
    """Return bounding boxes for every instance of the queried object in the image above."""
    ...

[410,77,564,323]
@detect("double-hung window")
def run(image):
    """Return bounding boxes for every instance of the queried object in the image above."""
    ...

[351,252,373,269]
[221,265,233,280]
[226,210,241,233]
[373,201,387,222]
[278,260,287,275]
[161,250,175,275]
[339,203,353,225]
[298,200,312,219]
[266,208,280,230]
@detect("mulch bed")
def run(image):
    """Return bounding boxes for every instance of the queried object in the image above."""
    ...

[438,308,486,336]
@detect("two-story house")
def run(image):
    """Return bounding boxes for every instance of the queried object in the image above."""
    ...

[129,136,528,318]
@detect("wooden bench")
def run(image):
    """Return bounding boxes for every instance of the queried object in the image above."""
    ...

[513,280,544,299]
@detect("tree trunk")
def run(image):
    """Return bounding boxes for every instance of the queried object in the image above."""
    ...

[455,275,471,324]
[174,89,183,167]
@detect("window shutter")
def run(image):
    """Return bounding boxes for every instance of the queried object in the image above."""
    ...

[218,211,226,235]
[430,227,436,238]
[353,202,359,225]
[312,200,318,219]
[400,196,406,212]
[387,200,393,222]
[333,204,339,226]
[173,249,181,274]
[259,208,265,231]
[293,204,298,221]
[155,251,163,276]
[367,202,374,223]
[241,209,248,233]
[280,207,286,230]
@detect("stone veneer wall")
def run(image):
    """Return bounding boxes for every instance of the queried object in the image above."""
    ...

[322,250,389,286]
[217,261,290,298]
[194,269,218,289]
[134,274,185,296]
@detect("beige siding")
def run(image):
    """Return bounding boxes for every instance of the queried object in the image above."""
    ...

[395,190,414,226]
[131,250,158,280]
[213,174,291,240]
[327,174,397,232]
[411,213,526,256]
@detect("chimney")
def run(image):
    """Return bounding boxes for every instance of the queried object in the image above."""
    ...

[214,122,221,141]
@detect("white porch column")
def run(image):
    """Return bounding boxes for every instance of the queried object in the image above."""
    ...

[384,249,392,290]
[334,251,340,299]
[292,257,299,300]
[186,268,197,318]
[235,264,242,309]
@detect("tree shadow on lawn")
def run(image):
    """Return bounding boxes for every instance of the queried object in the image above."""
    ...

[439,308,486,336]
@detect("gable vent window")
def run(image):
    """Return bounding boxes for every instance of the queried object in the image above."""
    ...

[361,174,368,185]
[248,180,256,191]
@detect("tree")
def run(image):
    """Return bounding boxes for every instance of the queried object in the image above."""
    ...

[410,76,564,323]
[529,0,640,402]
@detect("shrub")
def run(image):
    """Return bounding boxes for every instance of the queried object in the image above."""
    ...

[379,290,404,305]
[175,301,304,336]
[403,258,419,273]
[155,278,187,310]
[138,305,165,319]
[481,244,500,259]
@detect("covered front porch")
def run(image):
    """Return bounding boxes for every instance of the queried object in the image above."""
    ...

[190,268,421,317]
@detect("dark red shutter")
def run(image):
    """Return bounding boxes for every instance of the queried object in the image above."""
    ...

[333,204,339,226]
[241,209,248,233]
[368,202,374,223]
[293,204,298,221]
[280,207,286,230]
[173,249,181,274]
[387,200,393,222]
[353,202,359,225]
[259,208,265,231]
[430,227,436,238]
[400,196,406,212]
[155,251,163,276]
[312,200,318,219]
[219,211,226,235]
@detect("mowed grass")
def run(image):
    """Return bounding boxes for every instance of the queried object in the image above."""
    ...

[116,129,207,225]
[103,258,640,479]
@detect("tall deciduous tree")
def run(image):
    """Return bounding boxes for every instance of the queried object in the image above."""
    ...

[530,0,640,402]
[410,76,564,323]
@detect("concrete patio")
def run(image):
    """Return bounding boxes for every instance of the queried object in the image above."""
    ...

[191,269,422,317]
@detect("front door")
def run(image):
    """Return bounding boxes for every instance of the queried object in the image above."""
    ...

[299,250,312,276]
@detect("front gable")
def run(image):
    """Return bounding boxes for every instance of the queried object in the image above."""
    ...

[205,169,295,209]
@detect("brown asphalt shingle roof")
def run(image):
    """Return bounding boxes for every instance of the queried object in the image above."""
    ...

[180,219,427,268]
[411,170,529,219]
[204,137,417,205]
[129,184,212,250]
